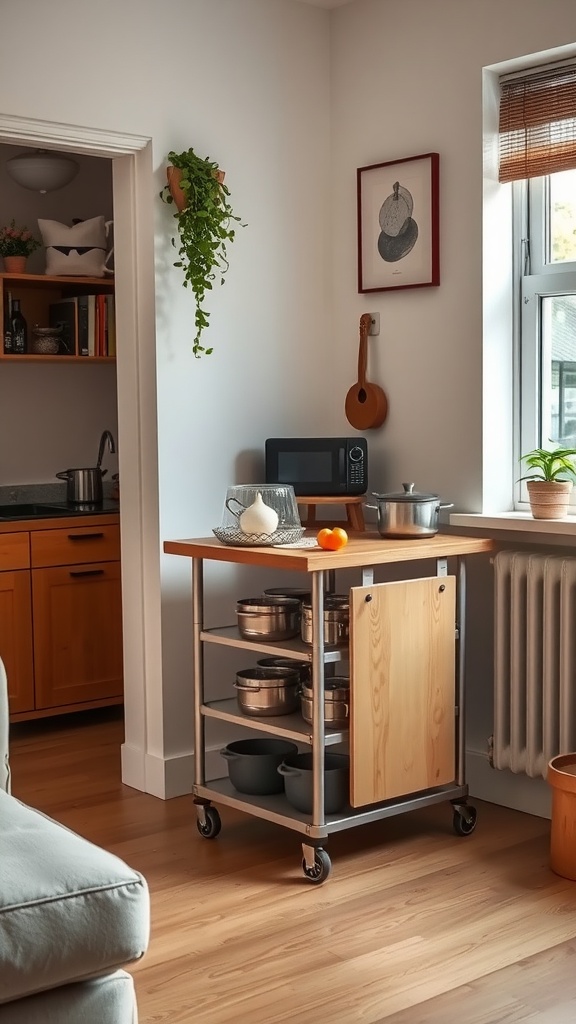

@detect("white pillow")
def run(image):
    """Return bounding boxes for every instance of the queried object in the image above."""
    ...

[38,216,113,277]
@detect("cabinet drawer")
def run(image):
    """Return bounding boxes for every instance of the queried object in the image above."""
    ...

[0,532,30,571]
[31,525,120,567]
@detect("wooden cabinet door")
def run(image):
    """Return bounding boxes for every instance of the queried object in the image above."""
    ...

[349,576,456,807]
[32,561,123,710]
[0,570,34,714]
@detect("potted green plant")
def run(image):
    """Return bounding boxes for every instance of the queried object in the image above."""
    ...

[0,219,41,273]
[519,443,576,519]
[159,148,245,358]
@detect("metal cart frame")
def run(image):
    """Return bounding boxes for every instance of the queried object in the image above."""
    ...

[164,533,494,883]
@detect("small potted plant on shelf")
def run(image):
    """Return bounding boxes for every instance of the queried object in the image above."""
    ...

[159,147,245,358]
[0,219,41,273]
[519,442,576,519]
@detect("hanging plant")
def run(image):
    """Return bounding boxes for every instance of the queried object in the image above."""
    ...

[160,148,245,358]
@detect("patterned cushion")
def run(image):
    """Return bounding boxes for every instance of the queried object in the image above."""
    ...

[38,216,113,277]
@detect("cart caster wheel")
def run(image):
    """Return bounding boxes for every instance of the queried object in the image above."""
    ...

[196,806,221,839]
[453,805,477,836]
[302,848,331,884]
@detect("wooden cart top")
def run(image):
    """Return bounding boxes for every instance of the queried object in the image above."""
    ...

[163,531,494,572]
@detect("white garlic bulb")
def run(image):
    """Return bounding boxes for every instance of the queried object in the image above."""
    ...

[239,492,279,535]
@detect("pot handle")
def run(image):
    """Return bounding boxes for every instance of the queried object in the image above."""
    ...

[220,748,238,760]
[56,471,70,480]
[225,496,247,519]
[277,763,301,778]
[439,503,454,510]
[364,503,378,511]
[101,469,108,479]
[233,681,262,692]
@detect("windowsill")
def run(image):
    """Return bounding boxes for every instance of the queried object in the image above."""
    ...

[450,511,576,539]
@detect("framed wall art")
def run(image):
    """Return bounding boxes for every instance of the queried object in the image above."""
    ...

[357,152,439,293]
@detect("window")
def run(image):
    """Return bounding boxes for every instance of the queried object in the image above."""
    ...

[517,171,576,488]
[500,62,576,507]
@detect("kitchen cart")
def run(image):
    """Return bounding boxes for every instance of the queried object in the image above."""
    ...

[163,532,494,883]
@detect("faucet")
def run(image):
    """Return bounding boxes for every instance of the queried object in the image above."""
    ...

[96,430,116,469]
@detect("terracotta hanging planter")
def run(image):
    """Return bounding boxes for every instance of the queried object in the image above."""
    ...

[527,480,573,519]
[166,165,226,214]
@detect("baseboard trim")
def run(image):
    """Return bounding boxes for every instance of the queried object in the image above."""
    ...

[121,743,226,799]
[466,748,551,819]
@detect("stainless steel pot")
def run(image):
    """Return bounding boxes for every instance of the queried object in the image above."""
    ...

[56,467,106,504]
[365,482,454,539]
[236,597,301,641]
[56,430,116,505]
[301,676,350,729]
[301,595,349,646]
[234,666,301,717]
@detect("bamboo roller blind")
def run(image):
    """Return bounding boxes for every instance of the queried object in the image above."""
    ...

[499,63,576,183]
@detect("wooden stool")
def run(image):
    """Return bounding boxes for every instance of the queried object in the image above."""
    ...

[298,495,366,532]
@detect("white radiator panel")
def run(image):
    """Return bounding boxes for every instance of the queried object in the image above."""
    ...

[493,550,576,779]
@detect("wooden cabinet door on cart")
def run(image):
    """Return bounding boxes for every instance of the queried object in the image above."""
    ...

[349,576,456,807]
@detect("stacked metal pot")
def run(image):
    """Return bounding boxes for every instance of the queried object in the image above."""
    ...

[219,585,352,808]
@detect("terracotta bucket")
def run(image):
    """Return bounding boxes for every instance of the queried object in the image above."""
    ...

[547,753,576,879]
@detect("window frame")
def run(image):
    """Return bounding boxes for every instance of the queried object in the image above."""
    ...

[514,174,576,509]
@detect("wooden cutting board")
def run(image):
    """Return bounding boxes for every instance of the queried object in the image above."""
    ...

[349,576,456,807]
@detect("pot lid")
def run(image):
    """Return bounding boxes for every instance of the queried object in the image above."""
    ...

[372,482,440,502]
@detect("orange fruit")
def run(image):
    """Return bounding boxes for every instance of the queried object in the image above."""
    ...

[316,527,348,551]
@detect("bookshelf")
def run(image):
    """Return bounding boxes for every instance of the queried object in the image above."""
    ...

[0,272,115,362]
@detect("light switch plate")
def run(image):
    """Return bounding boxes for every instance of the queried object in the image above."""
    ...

[368,313,380,336]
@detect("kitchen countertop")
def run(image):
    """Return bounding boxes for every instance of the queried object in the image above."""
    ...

[0,500,120,532]
[164,531,494,571]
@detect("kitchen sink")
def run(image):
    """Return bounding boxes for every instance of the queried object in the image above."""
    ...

[0,500,119,521]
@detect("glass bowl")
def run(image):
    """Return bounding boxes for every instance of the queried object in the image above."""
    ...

[220,484,301,531]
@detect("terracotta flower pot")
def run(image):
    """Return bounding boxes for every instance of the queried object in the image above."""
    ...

[166,165,226,214]
[527,479,573,519]
[3,256,27,274]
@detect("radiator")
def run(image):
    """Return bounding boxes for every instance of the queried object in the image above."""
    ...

[493,550,576,779]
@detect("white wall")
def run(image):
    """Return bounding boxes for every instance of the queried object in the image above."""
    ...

[330,0,576,815]
[0,0,334,795]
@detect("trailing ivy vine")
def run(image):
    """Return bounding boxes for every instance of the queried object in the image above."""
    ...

[160,148,245,357]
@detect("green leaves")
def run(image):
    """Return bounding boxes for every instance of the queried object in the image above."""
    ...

[519,443,576,481]
[160,148,246,358]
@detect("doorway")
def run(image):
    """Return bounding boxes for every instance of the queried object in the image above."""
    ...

[0,113,161,796]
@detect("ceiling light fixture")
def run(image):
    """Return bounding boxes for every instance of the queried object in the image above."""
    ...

[6,149,80,194]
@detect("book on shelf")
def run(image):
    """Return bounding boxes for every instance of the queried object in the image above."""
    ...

[106,293,116,357]
[48,298,78,356]
[76,296,90,356]
[96,293,107,356]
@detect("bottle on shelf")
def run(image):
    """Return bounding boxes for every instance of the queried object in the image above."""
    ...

[3,291,12,354]
[10,298,27,355]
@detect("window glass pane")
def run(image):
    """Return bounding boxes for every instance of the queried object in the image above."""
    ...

[549,170,576,264]
[543,295,576,444]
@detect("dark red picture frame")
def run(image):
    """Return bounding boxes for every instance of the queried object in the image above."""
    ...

[357,152,440,293]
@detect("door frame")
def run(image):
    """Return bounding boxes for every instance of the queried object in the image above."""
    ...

[0,113,161,794]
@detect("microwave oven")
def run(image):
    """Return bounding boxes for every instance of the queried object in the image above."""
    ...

[265,437,368,497]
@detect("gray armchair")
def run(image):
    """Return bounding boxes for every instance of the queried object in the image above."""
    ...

[0,657,150,1022]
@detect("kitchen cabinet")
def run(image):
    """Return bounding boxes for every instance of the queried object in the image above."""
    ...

[0,533,34,714]
[0,513,123,721]
[163,531,494,884]
[0,271,115,362]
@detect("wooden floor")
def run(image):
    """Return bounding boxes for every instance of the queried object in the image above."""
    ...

[8,709,576,1023]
